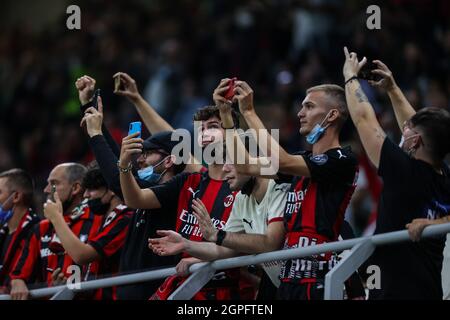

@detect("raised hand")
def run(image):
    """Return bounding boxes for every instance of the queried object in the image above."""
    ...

[191,198,217,242]
[75,75,96,105]
[148,230,187,256]
[43,191,63,224]
[118,132,143,168]
[213,78,233,112]
[113,72,141,102]
[343,47,367,81]
[234,80,254,115]
[80,96,104,137]
[369,60,397,91]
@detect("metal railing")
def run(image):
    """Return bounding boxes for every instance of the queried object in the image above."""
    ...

[1,222,449,300]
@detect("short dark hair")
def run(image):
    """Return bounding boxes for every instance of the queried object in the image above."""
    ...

[306,84,348,129]
[0,168,34,206]
[193,105,240,129]
[410,107,450,160]
[82,166,108,190]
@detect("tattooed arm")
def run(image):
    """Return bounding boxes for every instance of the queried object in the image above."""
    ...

[343,47,386,168]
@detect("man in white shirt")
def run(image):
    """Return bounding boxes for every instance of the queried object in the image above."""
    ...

[148,163,289,299]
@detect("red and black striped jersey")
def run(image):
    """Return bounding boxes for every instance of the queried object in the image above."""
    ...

[0,210,40,286]
[10,203,103,286]
[150,170,250,300]
[151,171,236,243]
[280,147,358,284]
[87,204,134,300]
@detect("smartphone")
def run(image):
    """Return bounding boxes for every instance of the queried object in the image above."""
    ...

[49,184,56,202]
[92,89,101,109]
[128,121,142,138]
[358,61,381,81]
[224,77,237,100]
[114,75,124,92]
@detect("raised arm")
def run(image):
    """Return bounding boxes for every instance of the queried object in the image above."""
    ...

[118,133,162,209]
[343,47,386,168]
[113,72,173,133]
[369,60,416,130]
[43,192,98,265]
[214,79,310,177]
[114,72,202,173]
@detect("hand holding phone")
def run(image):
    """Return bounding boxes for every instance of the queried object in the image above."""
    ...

[49,184,56,202]
[114,74,124,93]
[128,121,142,138]
[92,89,101,109]
[358,61,381,81]
[224,77,237,100]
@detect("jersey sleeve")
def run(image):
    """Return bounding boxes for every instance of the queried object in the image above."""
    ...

[224,193,245,233]
[88,210,133,258]
[267,181,289,224]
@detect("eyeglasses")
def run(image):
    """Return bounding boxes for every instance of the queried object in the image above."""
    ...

[141,150,169,160]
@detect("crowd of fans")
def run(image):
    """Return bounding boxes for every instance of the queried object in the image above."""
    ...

[0,0,449,300]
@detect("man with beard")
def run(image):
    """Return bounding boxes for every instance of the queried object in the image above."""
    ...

[119,104,257,300]
[8,163,91,300]
[43,165,133,300]
[75,75,186,299]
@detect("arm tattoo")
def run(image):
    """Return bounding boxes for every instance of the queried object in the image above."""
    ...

[355,86,369,103]
[373,127,386,140]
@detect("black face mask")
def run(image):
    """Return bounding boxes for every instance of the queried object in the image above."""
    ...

[87,198,110,215]
[62,194,74,214]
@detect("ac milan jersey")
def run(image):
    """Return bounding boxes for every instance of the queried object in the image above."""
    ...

[280,147,358,284]
[86,204,134,300]
[0,210,40,286]
[10,204,102,286]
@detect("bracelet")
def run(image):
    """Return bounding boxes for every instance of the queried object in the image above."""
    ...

[345,76,359,85]
[221,123,235,130]
[117,161,132,173]
[215,230,227,246]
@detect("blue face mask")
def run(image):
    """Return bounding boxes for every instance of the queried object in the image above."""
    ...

[0,193,15,226]
[137,156,168,183]
[305,111,333,145]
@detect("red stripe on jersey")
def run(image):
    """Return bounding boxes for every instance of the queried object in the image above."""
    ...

[175,174,202,234]
[286,178,304,233]
[301,182,318,234]
[268,217,284,224]
[188,179,222,242]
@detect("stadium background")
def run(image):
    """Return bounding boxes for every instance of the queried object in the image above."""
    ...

[0,0,449,235]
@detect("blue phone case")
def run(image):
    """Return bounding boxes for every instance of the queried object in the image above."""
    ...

[128,121,142,138]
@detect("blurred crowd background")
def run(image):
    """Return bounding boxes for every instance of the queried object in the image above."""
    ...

[0,0,449,235]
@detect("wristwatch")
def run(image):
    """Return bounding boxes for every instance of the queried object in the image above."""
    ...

[215,230,227,246]
[117,161,132,173]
